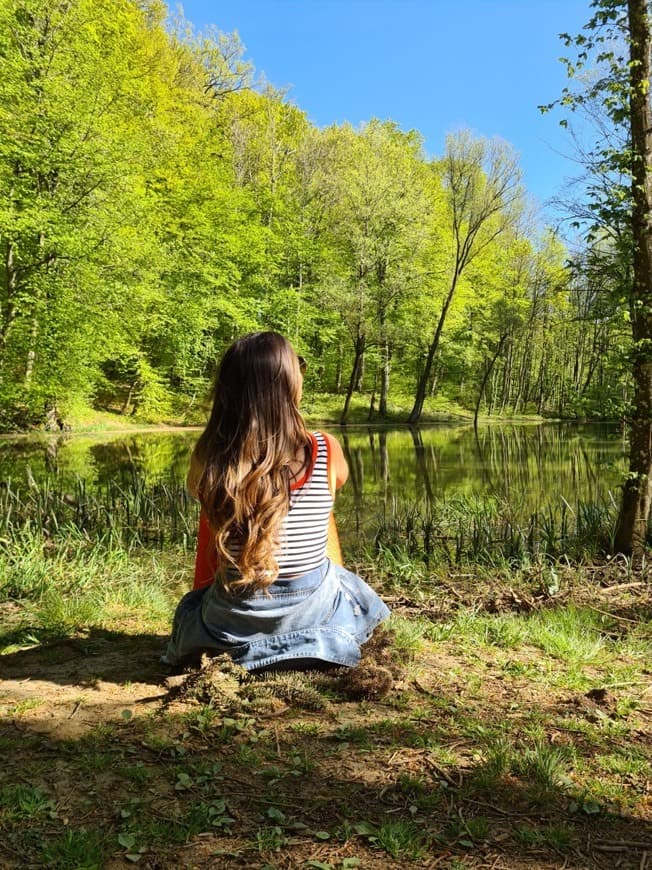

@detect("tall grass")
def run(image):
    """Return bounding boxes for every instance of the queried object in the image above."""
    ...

[0,486,191,646]
[0,536,181,649]
[0,472,199,549]
[0,474,646,571]
[372,494,639,566]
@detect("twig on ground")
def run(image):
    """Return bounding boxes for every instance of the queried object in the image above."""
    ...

[586,604,641,622]
[424,758,457,788]
[596,582,644,595]
[460,797,543,818]
[594,840,652,850]
[68,701,82,719]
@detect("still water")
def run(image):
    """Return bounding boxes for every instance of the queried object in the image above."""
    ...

[0,423,627,548]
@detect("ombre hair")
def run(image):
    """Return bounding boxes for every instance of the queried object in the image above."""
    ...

[194,332,309,593]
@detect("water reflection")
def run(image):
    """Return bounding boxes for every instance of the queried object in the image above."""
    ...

[0,431,196,488]
[0,423,626,550]
[335,423,625,548]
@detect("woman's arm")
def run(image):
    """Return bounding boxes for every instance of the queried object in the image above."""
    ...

[323,432,349,490]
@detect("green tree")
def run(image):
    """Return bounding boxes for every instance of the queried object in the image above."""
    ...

[408,131,522,424]
[314,121,430,422]
[0,0,172,423]
[548,0,652,559]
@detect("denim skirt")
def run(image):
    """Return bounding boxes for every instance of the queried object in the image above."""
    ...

[163,560,390,671]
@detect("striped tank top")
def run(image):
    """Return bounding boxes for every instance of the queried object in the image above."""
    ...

[276,432,333,577]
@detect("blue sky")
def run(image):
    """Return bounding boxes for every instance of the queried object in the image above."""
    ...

[178,1,592,212]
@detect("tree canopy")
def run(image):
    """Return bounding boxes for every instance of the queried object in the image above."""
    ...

[0,0,639,431]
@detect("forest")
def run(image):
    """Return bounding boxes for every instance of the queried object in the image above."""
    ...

[0,0,635,431]
[0,2,650,869]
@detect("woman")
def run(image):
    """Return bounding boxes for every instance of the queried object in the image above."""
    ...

[163,331,389,670]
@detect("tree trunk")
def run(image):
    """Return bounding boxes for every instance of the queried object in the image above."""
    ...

[408,274,459,424]
[335,354,342,394]
[614,0,652,561]
[368,372,377,422]
[379,333,391,416]
[1,240,17,359]
[24,317,38,384]
[340,332,366,424]
[354,348,365,391]
[474,334,508,431]
[499,338,513,415]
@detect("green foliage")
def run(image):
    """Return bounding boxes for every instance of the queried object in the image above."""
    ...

[0,784,57,822]
[0,1,632,429]
[513,738,573,797]
[40,827,106,869]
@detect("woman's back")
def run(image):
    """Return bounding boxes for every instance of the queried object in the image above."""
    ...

[163,331,389,671]
[216,432,333,580]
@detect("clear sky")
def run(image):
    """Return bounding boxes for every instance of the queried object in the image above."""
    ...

[178,0,592,213]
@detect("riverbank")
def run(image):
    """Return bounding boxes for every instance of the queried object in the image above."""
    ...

[0,393,573,436]
[1,539,649,869]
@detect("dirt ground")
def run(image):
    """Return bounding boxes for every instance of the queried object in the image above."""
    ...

[0,585,651,869]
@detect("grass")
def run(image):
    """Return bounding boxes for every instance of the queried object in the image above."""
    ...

[0,784,57,822]
[5,393,550,438]
[524,605,609,664]
[0,535,185,653]
[0,518,650,868]
[371,494,651,566]
[303,391,474,426]
[40,828,106,870]
[4,472,647,570]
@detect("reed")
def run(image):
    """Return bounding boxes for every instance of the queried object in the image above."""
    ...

[0,474,646,566]
[372,494,641,566]
[0,472,199,550]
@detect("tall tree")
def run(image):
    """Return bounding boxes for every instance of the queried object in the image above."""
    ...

[408,132,522,424]
[615,0,652,558]
[549,0,652,559]
[317,121,430,422]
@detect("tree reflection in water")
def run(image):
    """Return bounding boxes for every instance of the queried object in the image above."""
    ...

[0,423,627,553]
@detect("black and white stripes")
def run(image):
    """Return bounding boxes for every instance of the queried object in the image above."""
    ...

[277,432,332,577]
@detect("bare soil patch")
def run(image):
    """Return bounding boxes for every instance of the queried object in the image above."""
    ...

[0,588,650,869]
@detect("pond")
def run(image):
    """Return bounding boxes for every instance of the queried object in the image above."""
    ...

[0,422,627,553]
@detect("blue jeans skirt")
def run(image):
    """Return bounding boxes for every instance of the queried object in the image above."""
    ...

[164,560,390,671]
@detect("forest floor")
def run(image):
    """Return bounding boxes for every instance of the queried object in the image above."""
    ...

[0,560,650,869]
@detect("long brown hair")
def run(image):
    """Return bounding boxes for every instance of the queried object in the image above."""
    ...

[195,332,309,593]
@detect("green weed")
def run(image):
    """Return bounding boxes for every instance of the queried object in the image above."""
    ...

[8,698,43,715]
[374,819,425,859]
[471,737,512,792]
[120,762,152,784]
[514,823,574,849]
[79,751,114,772]
[513,739,573,797]
[255,824,287,853]
[41,827,106,869]
[387,614,430,656]
[445,814,490,847]
[0,784,57,822]
[479,615,525,648]
[596,747,649,777]
[353,819,425,860]
[524,606,609,665]
[289,720,324,736]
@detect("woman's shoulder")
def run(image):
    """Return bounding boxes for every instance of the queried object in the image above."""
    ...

[312,430,337,448]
